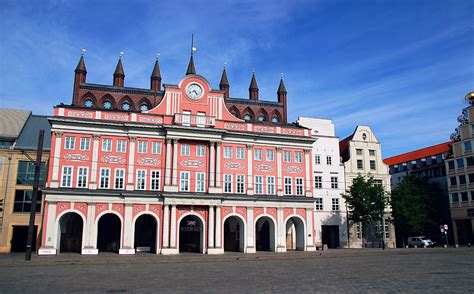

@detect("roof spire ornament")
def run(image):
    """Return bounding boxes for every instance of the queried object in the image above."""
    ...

[81,48,86,56]
[186,34,197,75]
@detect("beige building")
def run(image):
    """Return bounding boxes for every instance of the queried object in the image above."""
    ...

[444,91,474,246]
[0,109,51,253]
[339,126,396,248]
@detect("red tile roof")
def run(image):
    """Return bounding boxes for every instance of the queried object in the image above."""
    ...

[383,141,452,166]
[339,134,354,162]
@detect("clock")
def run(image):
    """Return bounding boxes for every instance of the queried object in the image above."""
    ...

[186,83,203,100]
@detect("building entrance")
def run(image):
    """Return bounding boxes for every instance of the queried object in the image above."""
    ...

[11,226,37,252]
[224,216,244,252]
[256,217,275,251]
[59,213,83,253]
[97,214,121,252]
[179,215,203,253]
[322,225,340,248]
[285,217,305,251]
[134,214,157,253]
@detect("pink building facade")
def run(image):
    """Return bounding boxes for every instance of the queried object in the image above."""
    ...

[38,56,316,255]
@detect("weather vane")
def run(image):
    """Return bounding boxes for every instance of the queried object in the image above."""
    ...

[156,53,160,60]
[191,34,197,55]
[81,48,86,56]
[119,51,124,59]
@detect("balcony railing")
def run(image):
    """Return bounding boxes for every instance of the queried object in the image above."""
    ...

[174,113,215,127]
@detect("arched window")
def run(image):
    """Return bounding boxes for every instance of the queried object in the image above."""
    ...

[257,115,266,122]
[140,104,149,112]
[84,98,94,108]
[121,102,131,111]
[271,117,279,123]
[243,114,252,121]
[103,101,113,110]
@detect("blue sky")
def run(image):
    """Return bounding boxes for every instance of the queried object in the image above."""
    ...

[0,0,473,157]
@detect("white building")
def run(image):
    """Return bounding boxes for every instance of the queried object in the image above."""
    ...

[339,126,396,248]
[297,117,348,248]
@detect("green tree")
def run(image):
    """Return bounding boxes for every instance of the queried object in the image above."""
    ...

[391,174,441,246]
[343,174,389,245]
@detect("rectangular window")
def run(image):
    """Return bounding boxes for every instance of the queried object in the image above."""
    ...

[448,161,455,170]
[236,174,245,194]
[266,150,274,162]
[151,170,160,191]
[61,166,73,187]
[77,167,88,188]
[255,176,263,194]
[99,168,111,189]
[181,144,190,156]
[196,145,205,157]
[296,178,304,196]
[464,141,472,152]
[116,139,127,153]
[136,169,146,190]
[315,198,323,211]
[467,156,474,166]
[180,171,190,192]
[357,160,363,170]
[326,156,332,165]
[254,149,263,161]
[224,146,232,159]
[356,149,363,156]
[80,137,90,151]
[137,141,148,154]
[101,138,112,152]
[369,150,376,156]
[267,176,275,195]
[461,192,469,202]
[284,151,291,163]
[13,190,42,213]
[384,220,390,239]
[182,110,191,125]
[224,174,232,193]
[459,175,466,185]
[284,177,292,195]
[64,136,75,150]
[370,160,376,170]
[114,169,125,189]
[450,176,457,186]
[469,173,474,183]
[152,141,162,154]
[315,155,321,165]
[331,177,338,189]
[236,147,245,160]
[196,172,205,192]
[356,223,362,239]
[16,161,46,185]
[451,193,459,203]
[332,198,340,211]
[196,112,206,127]
[295,152,303,163]
[457,158,465,168]
[314,176,322,189]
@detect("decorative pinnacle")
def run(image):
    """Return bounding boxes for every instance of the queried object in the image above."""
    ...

[156,53,160,60]
[252,68,255,74]
[81,48,86,56]
[224,61,227,68]
[281,72,284,79]
[119,51,124,59]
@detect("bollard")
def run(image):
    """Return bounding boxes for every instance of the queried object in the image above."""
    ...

[444,244,447,248]
[405,245,408,249]
[414,245,417,248]
[455,244,459,248]
[468,243,471,248]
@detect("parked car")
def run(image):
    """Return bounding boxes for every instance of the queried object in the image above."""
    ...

[407,236,435,247]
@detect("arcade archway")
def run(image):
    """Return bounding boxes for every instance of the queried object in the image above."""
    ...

[179,215,204,253]
[59,212,83,253]
[134,214,158,253]
[285,217,305,251]
[223,216,245,252]
[97,213,121,252]
[255,216,276,252]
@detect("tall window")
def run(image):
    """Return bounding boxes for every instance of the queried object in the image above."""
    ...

[64,136,75,150]
[254,149,263,161]
[137,141,148,154]
[224,146,232,159]
[266,150,274,162]
[102,138,112,152]
[331,177,338,189]
[296,178,304,195]
[136,170,146,190]
[370,160,376,170]
[451,193,459,203]
[314,176,322,189]
[356,149,363,156]
[152,141,162,154]
[284,151,291,163]
[13,190,42,213]
[332,198,340,211]
[326,156,332,165]
[151,170,160,191]
[236,147,245,160]
[196,172,205,192]
[295,152,303,163]
[77,167,88,188]
[284,177,292,195]
[180,172,190,191]
[196,112,206,127]
[61,166,73,187]
[267,176,275,195]
[80,137,90,151]
[236,174,245,194]
[457,158,465,168]
[114,169,125,189]
[196,145,205,157]
[464,141,472,152]
[182,110,191,125]
[315,198,323,211]
[99,168,110,189]
[181,144,190,156]
[357,160,363,170]
[16,161,46,185]
[224,174,232,193]
[369,149,376,156]
[255,176,263,194]
[116,139,127,153]
[315,155,321,165]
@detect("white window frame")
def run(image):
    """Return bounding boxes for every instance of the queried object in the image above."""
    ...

[61,166,73,187]
[196,145,206,157]
[76,167,88,188]
[196,112,206,127]
[236,174,245,194]
[114,168,125,189]
[331,177,338,189]
[137,141,148,154]
[267,176,275,195]
[181,144,190,156]
[224,174,232,193]
[266,150,274,162]
[224,146,232,159]
[99,168,111,189]
[254,149,263,161]
[196,172,205,192]
[315,198,323,210]
[79,137,90,151]
[315,155,321,165]
[314,176,322,189]
[332,198,340,211]
[102,138,112,152]
[64,136,75,150]
[180,171,190,192]
[255,175,263,194]
[284,151,291,163]
[182,110,191,126]
[284,177,292,195]
[152,141,162,154]
[296,177,304,196]
[150,170,160,191]
[116,139,127,153]
[326,155,332,165]
[236,147,245,160]
[295,152,303,163]
[136,169,147,190]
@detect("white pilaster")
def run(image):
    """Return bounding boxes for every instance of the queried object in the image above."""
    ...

[277,207,285,252]
[119,204,135,254]
[126,136,136,191]
[165,139,172,186]
[246,207,255,253]
[81,203,98,255]
[247,145,253,195]
[306,209,316,251]
[215,142,221,187]
[162,205,169,248]
[171,139,179,187]
[169,205,177,248]
[38,202,57,255]
[89,134,100,190]
[304,149,312,196]
[215,206,221,248]
[209,141,216,187]
[276,147,283,196]
[208,206,215,248]
[50,132,62,188]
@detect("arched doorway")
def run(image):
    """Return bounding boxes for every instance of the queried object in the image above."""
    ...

[134,214,157,253]
[179,215,204,253]
[223,216,245,252]
[285,217,305,251]
[97,213,121,252]
[255,217,275,252]
[59,212,83,253]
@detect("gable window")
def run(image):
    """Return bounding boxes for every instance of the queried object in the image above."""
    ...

[84,98,94,108]
[271,117,279,123]
[103,101,113,110]
[370,160,376,170]
[243,114,252,121]
[369,150,376,156]
[356,149,363,156]
[357,160,363,170]
[140,104,149,112]
[257,115,265,122]
[121,102,131,111]
[326,156,332,165]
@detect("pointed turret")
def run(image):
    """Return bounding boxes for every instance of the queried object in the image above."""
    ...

[150,54,162,92]
[186,55,196,75]
[113,53,125,87]
[73,50,87,105]
[277,75,287,123]
[219,64,230,99]
[249,71,259,100]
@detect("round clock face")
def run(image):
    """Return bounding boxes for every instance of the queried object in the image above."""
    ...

[186,83,203,100]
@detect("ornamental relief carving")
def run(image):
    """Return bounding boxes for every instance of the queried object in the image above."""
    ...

[138,115,163,124]
[138,157,161,166]
[224,123,245,131]
[282,128,303,136]
[102,155,126,164]
[254,126,275,133]
[255,164,274,172]
[103,113,129,121]
[224,162,244,170]
[64,154,89,162]
[284,166,303,173]
[67,110,94,119]
[181,160,204,168]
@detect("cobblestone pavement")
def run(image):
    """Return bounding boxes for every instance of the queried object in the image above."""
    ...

[0,248,473,293]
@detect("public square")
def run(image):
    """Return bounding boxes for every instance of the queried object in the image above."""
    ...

[0,248,473,293]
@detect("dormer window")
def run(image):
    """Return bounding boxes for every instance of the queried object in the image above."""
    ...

[257,116,266,122]
[271,117,279,123]
[140,104,149,112]
[84,98,94,108]
[243,114,252,121]
[103,101,113,110]
[121,102,131,111]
